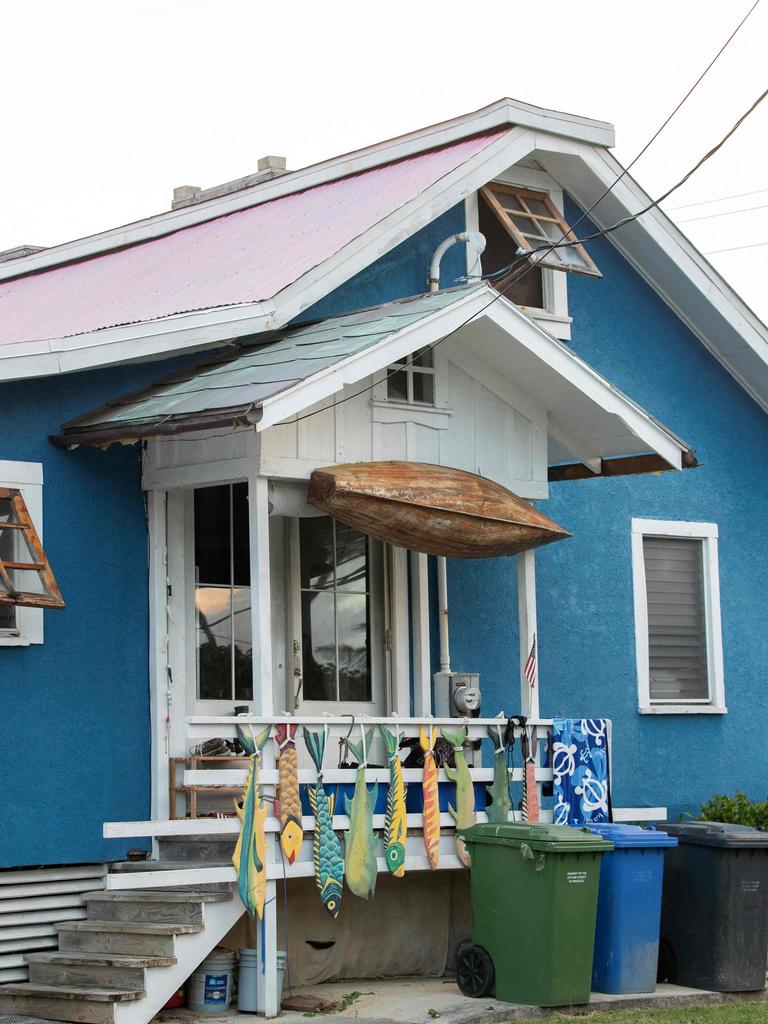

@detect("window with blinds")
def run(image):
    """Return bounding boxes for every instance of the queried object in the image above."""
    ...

[642,536,709,702]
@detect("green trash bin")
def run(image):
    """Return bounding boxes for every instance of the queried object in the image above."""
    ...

[457,822,613,1007]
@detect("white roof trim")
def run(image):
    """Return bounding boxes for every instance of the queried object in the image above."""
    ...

[0,100,614,284]
[0,129,536,383]
[257,283,687,472]
[537,140,768,415]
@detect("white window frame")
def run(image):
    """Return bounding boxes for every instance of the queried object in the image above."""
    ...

[0,460,44,647]
[631,518,726,715]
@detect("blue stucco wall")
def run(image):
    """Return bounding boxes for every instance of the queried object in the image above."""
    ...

[444,201,768,821]
[5,183,765,868]
[0,356,191,868]
[0,208,467,869]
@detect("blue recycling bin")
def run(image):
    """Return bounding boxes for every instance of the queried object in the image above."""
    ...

[582,823,677,994]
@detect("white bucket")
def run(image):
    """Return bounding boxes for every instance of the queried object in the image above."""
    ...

[237,948,288,1013]
[187,949,236,1014]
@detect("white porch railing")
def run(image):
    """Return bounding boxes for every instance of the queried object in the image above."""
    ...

[104,714,665,1018]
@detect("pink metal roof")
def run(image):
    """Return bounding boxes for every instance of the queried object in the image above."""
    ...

[0,133,505,349]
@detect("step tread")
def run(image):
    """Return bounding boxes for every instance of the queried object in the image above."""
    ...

[58,920,202,936]
[85,888,230,903]
[26,951,177,968]
[0,983,144,1002]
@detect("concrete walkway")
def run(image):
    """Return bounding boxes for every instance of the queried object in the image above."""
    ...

[156,976,768,1024]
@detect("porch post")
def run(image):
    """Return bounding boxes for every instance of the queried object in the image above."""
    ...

[147,490,169,821]
[411,551,431,715]
[517,549,539,719]
[256,876,279,1017]
[248,474,273,716]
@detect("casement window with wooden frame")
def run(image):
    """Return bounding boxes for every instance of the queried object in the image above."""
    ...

[478,184,601,308]
[631,519,725,715]
[0,484,64,645]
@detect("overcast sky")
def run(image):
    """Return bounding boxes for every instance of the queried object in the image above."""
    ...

[3,0,766,321]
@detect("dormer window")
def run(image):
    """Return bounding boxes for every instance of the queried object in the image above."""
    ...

[386,347,435,405]
[478,184,601,306]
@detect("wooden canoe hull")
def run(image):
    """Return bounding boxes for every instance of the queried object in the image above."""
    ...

[307,462,570,558]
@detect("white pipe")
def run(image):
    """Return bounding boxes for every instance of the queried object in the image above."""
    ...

[428,231,486,292]
[437,555,450,673]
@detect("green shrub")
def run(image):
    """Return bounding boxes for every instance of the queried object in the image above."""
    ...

[700,791,768,830]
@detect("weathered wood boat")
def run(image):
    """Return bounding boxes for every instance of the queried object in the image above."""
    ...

[307,462,570,558]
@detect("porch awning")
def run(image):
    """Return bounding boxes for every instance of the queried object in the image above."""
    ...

[53,284,694,479]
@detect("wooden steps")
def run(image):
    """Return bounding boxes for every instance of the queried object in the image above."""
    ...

[0,982,142,1024]
[26,950,176,989]
[0,876,243,1024]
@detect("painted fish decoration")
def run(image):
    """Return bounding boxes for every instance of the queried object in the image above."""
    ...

[380,726,407,877]
[419,726,440,869]
[343,727,378,900]
[232,725,271,919]
[274,723,303,865]
[304,728,344,918]
[485,725,512,824]
[443,725,476,867]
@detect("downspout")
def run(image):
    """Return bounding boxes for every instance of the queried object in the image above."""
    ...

[429,232,485,676]
[428,231,486,292]
[437,554,450,674]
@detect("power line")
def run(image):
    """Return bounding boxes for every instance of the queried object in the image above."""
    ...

[667,187,768,211]
[677,202,768,224]
[708,239,765,253]
[281,81,768,427]
[131,3,762,439]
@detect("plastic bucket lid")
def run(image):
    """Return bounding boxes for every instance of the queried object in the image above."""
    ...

[580,823,678,848]
[460,821,613,853]
[662,820,768,848]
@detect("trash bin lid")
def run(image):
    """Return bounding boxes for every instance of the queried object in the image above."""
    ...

[459,821,613,853]
[580,822,678,848]
[662,821,768,848]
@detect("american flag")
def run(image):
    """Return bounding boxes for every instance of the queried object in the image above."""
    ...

[524,634,537,688]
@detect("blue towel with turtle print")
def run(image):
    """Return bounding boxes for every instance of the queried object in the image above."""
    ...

[551,718,611,825]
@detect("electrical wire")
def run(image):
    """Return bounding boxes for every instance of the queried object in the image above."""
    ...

[704,240,768,255]
[497,84,768,267]
[276,83,768,427]
[676,202,768,224]
[569,0,763,218]
[667,186,768,211]
[139,3,765,437]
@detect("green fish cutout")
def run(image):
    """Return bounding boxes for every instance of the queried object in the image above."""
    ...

[442,725,476,867]
[304,729,344,918]
[485,725,512,824]
[343,727,378,900]
[380,726,407,877]
[232,726,271,919]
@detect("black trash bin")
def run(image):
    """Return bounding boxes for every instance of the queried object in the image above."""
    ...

[660,821,768,992]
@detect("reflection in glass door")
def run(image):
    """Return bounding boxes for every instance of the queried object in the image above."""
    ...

[290,516,387,716]
[194,484,252,703]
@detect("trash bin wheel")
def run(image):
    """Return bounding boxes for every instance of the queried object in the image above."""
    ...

[456,944,494,998]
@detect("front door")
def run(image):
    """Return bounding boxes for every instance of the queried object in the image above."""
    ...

[288,516,389,718]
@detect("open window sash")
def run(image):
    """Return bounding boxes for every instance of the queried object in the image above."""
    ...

[480,183,602,277]
[0,487,64,610]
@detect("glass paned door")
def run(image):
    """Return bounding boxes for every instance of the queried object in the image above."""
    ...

[290,516,388,716]
[194,483,252,705]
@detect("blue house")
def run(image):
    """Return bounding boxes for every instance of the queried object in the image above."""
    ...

[1,99,766,1021]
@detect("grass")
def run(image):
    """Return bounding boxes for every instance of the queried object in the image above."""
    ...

[518,1003,768,1024]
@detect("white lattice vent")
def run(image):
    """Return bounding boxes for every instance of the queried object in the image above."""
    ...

[0,865,106,984]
